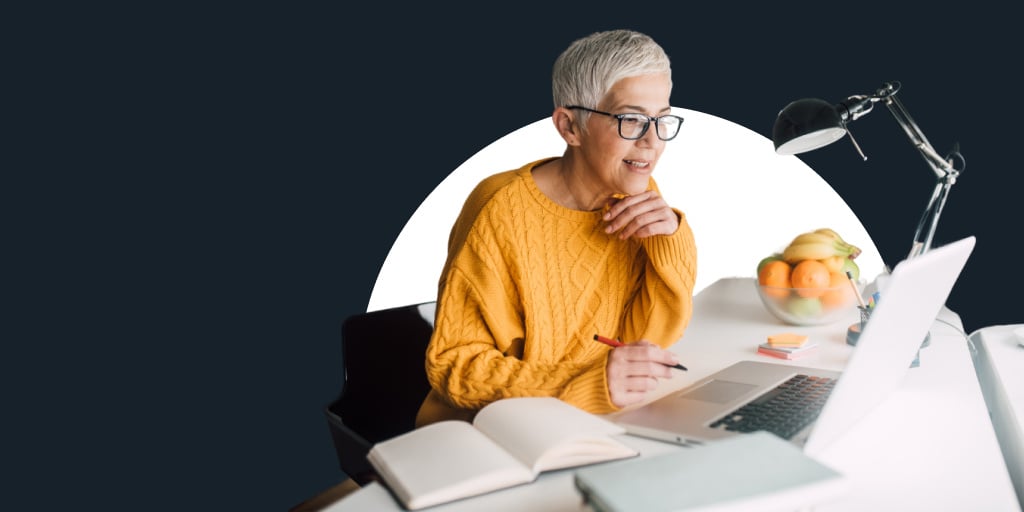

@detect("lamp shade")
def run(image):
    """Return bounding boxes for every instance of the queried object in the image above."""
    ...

[772,98,847,155]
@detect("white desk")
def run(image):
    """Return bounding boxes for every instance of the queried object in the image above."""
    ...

[327,278,1020,511]
[970,324,1024,506]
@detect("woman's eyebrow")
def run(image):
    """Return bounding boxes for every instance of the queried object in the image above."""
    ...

[618,104,673,115]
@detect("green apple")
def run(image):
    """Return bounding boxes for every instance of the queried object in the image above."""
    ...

[786,296,823,318]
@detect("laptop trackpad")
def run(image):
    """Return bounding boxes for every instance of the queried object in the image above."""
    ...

[682,380,758,404]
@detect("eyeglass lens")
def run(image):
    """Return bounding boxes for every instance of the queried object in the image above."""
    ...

[619,114,682,140]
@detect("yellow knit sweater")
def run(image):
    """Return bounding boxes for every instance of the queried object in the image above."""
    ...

[417,158,697,426]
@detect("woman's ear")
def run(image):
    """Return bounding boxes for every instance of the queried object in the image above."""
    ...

[552,107,582,147]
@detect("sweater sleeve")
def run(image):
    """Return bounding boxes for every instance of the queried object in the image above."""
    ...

[620,208,698,348]
[426,241,602,412]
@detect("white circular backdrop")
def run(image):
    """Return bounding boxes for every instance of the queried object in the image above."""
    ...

[369,108,885,311]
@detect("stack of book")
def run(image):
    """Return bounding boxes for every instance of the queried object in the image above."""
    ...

[574,431,849,512]
[757,333,817,360]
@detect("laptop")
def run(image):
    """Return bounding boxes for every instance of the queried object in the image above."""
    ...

[615,236,975,456]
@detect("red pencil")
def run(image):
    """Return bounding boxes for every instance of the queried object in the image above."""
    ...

[593,334,625,347]
[592,334,688,371]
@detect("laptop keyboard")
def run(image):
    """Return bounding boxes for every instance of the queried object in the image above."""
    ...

[708,374,837,440]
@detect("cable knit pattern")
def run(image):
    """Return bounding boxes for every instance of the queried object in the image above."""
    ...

[420,157,697,424]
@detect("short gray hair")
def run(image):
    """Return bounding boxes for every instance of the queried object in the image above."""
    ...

[552,29,672,124]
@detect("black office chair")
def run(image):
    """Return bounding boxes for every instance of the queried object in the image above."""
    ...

[325,302,436,486]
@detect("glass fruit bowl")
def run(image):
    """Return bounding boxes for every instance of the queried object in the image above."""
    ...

[755,280,864,326]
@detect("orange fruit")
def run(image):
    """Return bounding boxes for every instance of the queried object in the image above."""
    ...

[820,271,855,308]
[757,254,784,275]
[758,260,792,299]
[790,259,830,298]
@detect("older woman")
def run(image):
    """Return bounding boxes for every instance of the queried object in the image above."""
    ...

[416,29,697,426]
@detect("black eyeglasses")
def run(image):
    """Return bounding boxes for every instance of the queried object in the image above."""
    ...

[565,106,684,141]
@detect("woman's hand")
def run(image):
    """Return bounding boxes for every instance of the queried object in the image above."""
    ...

[605,340,681,408]
[603,191,679,240]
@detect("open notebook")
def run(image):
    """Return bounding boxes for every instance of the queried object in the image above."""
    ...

[367,396,637,510]
[615,236,975,456]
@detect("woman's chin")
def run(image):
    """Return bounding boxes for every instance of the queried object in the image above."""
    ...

[623,179,652,196]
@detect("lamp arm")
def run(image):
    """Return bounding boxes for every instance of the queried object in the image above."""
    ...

[908,177,955,259]
[877,91,962,258]
[881,93,956,179]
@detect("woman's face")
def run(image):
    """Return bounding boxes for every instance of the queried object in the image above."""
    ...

[577,73,673,196]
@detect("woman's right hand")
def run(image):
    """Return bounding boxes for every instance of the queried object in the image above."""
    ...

[605,340,680,408]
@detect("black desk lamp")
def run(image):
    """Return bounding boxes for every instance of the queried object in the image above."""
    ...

[771,81,965,259]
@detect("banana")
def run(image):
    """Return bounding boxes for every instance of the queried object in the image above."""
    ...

[782,241,840,262]
[813,227,844,240]
[819,255,846,273]
[782,230,861,263]
[788,232,840,247]
[811,228,862,259]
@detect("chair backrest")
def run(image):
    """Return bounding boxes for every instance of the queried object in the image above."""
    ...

[325,302,435,485]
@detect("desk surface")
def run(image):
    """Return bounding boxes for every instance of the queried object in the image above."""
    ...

[327,278,1020,512]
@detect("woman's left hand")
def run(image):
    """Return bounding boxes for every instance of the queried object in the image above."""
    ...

[603,190,679,240]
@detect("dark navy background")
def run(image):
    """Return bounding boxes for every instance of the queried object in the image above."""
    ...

[12,5,1021,510]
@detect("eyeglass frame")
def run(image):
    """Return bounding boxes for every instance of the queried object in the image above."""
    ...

[564,105,685,141]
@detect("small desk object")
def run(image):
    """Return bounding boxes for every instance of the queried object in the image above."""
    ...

[324,278,1020,511]
[970,324,1024,506]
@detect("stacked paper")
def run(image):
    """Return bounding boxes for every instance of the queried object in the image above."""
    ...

[758,333,816,360]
